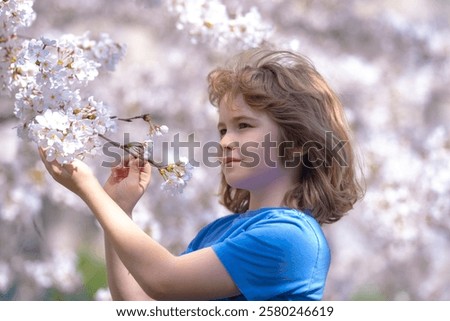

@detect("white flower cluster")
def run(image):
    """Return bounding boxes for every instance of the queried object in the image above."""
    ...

[12,34,126,163]
[0,0,35,32]
[1,3,126,164]
[24,250,82,293]
[0,0,36,93]
[0,261,12,293]
[142,117,169,160]
[158,157,193,194]
[168,0,273,48]
[361,126,450,247]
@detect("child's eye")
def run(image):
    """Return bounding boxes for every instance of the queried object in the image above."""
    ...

[218,128,227,137]
[238,123,251,129]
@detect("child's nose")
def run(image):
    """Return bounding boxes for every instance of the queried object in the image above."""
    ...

[220,133,239,150]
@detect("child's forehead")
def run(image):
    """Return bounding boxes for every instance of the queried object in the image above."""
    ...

[219,92,242,109]
[219,94,258,114]
[217,95,268,125]
[218,95,252,116]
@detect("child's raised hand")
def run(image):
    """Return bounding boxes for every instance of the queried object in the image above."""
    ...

[103,156,152,215]
[38,147,97,197]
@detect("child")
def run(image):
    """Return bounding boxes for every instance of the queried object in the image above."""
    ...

[39,47,363,301]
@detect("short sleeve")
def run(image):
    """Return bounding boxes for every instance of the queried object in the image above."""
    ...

[211,219,328,300]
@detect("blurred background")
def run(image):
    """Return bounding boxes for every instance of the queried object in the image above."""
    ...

[0,0,449,300]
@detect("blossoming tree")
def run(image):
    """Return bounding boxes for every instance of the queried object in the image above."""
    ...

[0,0,449,300]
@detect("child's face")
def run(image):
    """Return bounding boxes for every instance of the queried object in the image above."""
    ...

[217,95,289,191]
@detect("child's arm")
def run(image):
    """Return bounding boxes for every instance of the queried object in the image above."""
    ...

[104,235,154,300]
[102,158,154,300]
[39,149,239,300]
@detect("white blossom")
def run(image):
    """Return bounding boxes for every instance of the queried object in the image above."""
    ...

[10,32,124,163]
[0,0,449,301]
[168,0,273,49]
[157,124,169,135]
[94,288,112,301]
[159,157,193,194]
[0,262,12,293]
[23,251,82,293]
[142,139,154,161]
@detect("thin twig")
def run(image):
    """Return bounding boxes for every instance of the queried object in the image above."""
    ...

[110,114,151,122]
[98,133,165,169]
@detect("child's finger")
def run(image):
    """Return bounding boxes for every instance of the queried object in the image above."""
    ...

[38,147,61,176]
[128,156,151,182]
[38,147,46,162]
[112,164,129,179]
[121,154,129,166]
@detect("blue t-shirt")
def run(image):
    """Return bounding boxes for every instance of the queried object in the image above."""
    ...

[181,207,330,301]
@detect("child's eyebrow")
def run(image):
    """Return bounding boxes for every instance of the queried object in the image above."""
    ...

[217,116,257,129]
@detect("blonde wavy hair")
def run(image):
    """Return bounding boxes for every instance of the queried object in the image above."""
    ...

[207,48,364,224]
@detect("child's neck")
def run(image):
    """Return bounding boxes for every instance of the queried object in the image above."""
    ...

[248,193,286,211]
[247,171,298,211]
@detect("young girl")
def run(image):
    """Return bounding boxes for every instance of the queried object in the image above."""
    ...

[39,48,363,301]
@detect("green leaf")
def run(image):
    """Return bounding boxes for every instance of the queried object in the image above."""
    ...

[77,249,108,300]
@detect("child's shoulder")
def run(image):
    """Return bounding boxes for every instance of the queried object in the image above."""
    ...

[201,207,321,239]
[241,207,317,226]
[194,212,240,236]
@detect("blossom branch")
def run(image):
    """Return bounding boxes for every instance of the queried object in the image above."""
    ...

[98,132,193,194]
[110,113,168,137]
[97,133,165,169]
[3,0,192,194]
